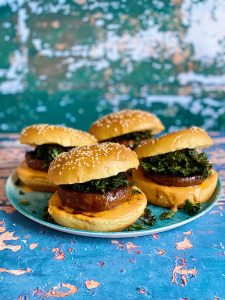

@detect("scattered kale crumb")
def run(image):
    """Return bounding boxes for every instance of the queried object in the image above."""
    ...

[31,210,37,214]
[160,211,175,220]
[19,190,25,195]
[128,223,147,231]
[19,200,30,205]
[182,200,201,216]
[15,179,21,186]
[42,206,56,223]
[127,207,157,231]
[140,208,157,226]
[131,189,142,195]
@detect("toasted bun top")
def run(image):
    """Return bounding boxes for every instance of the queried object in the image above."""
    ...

[89,109,164,141]
[135,127,213,158]
[20,124,97,147]
[48,142,139,185]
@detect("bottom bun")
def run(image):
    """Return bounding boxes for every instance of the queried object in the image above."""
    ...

[132,168,218,211]
[48,187,147,232]
[17,161,56,192]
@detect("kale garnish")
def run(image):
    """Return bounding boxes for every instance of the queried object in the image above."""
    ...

[141,148,212,179]
[128,208,157,231]
[19,200,30,206]
[131,189,142,195]
[182,200,201,216]
[140,207,157,226]
[42,206,56,223]
[31,144,72,167]
[107,130,152,148]
[67,172,132,194]
[160,211,175,220]
[128,223,147,231]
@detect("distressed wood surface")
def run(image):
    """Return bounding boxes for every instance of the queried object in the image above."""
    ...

[0,133,225,299]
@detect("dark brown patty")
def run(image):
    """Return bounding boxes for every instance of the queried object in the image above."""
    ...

[147,173,204,187]
[25,152,48,171]
[58,186,133,212]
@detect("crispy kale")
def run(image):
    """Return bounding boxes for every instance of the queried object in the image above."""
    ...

[160,211,175,220]
[140,207,157,226]
[128,223,147,231]
[141,148,212,179]
[106,130,152,148]
[30,144,72,167]
[182,200,201,216]
[128,208,157,231]
[66,172,133,194]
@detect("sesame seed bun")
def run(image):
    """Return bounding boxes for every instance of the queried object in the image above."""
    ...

[132,168,218,211]
[135,127,213,159]
[48,187,147,232]
[17,161,56,192]
[89,109,164,141]
[48,143,139,185]
[20,124,97,147]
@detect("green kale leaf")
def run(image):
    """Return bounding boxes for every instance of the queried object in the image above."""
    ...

[32,144,72,167]
[141,148,212,179]
[160,211,175,220]
[140,207,157,226]
[67,172,133,194]
[107,130,152,148]
[182,200,201,216]
[128,223,147,231]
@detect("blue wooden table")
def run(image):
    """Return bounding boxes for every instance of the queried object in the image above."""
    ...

[0,132,225,299]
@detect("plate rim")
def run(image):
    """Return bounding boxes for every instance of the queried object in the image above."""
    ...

[5,171,223,238]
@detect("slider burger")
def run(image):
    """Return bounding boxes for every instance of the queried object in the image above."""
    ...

[47,143,147,232]
[133,127,218,211]
[17,124,97,192]
[89,109,164,149]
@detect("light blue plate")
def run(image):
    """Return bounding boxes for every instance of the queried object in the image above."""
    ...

[6,171,222,238]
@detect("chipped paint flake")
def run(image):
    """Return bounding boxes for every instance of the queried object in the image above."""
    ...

[0,268,32,275]
[52,248,65,260]
[111,240,140,253]
[156,249,165,256]
[183,230,192,235]
[43,283,78,297]
[137,287,147,295]
[0,206,15,214]
[0,230,21,252]
[85,280,101,289]
[97,261,105,267]
[126,242,140,252]
[29,243,38,250]
[172,257,197,286]
[152,233,159,239]
[176,237,193,250]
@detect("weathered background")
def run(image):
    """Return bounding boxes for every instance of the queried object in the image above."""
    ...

[0,0,225,132]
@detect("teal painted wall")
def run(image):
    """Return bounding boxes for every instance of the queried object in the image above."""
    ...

[0,0,225,132]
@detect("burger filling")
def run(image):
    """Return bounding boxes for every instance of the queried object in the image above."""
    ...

[25,144,73,171]
[58,171,135,212]
[141,148,212,187]
[103,130,152,149]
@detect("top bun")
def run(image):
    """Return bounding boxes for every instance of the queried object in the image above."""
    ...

[48,142,139,185]
[20,124,97,147]
[135,127,213,159]
[89,109,164,141]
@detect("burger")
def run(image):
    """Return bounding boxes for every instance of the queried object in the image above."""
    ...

[133,127,218,211]
[17,124,97,192]
[47,143,147,232]
[89,109,164,149]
